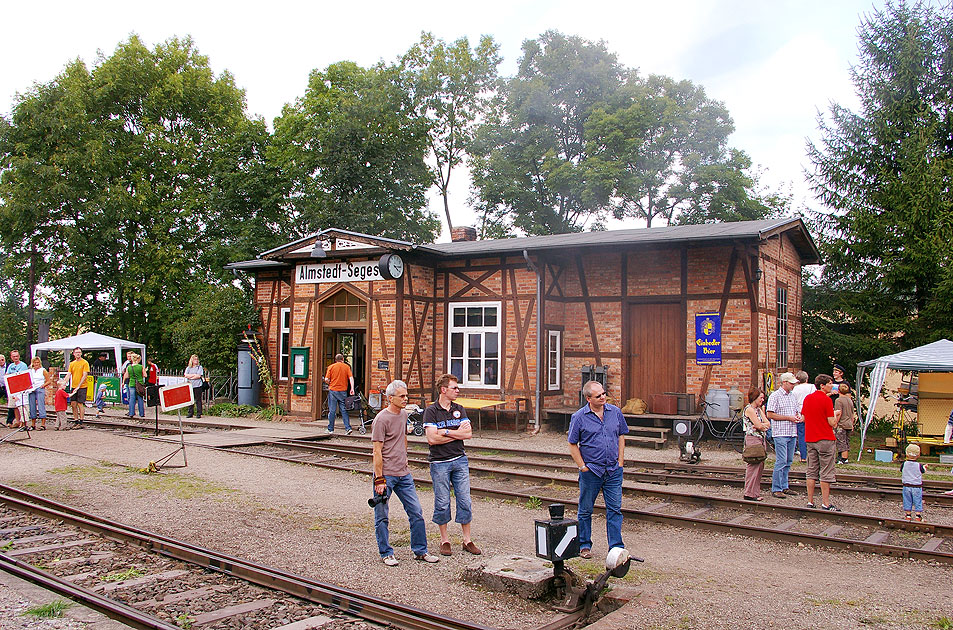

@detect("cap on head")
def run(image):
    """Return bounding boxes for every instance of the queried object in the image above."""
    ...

[779,372,798,384]
[833,364,845,373]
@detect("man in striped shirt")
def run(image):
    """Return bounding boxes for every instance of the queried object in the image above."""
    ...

[766,372,803,499]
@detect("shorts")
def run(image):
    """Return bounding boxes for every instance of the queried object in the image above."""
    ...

[835,428,851,452]
[69,388,87,403]
[806,440,836,483]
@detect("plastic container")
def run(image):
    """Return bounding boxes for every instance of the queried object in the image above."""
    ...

[705,388,730,418]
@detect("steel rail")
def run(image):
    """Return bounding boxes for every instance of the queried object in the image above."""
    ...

[265,438,953,507]
[0,486,496,630]
[328,432,953,492]
[0,552,180,630]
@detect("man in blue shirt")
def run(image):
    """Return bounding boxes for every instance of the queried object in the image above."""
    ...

[568,380,629,559]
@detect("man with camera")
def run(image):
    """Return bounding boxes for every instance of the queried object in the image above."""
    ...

[371,380,439,566]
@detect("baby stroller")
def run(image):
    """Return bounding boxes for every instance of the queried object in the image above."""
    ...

[345,392,370,434]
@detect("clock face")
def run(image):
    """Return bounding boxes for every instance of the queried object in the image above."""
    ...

[388,254,404,278]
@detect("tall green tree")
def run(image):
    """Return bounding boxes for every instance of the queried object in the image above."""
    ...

[585,75,744,227]
[401,32,501,233]
[806,1,953,352]
[0,36,282,366]
[271,61,439,243]
[470,31,625,235]
[171,284,257,373]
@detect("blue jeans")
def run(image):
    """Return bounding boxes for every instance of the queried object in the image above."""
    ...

[127,385,144,417]
[577,466,624,551]
[772,436,797,492]
[28,389,47,419]
[795,422,807,460]
[430,456,472,525]
[327,390,351,431]
[902,486,923,512]
[374,473,428,557]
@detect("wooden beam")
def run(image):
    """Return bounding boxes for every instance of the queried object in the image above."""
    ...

[575,256,602,366]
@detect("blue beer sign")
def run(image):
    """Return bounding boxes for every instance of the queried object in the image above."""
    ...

[695,313,722,365]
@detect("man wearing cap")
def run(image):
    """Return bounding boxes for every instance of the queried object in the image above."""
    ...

[766,372,803,499]
[830,364,849,404]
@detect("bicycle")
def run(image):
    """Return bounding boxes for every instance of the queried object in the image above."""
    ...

[691,400,747,452]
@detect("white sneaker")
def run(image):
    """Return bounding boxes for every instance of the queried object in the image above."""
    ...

[382,555,399,566]
[325,428,333,435]
[345,429,353,436]
[415,553,439,563]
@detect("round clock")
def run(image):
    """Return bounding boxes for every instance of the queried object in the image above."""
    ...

[378,253,405,280]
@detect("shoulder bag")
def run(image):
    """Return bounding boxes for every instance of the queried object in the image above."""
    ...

[742,437,767,464]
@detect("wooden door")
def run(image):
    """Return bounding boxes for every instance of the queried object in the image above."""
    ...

[627,302,683,401]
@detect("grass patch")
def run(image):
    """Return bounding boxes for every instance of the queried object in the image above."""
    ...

[525,496,543,510]
[205,403,259,418]
[128,474,232,500]
[176,613,195,629]
[103,567,144,582]
[625,566,668,584]
[50,463,233,500]
[23,600,73,618]
[932,617,953,630]
[307,515,370,533]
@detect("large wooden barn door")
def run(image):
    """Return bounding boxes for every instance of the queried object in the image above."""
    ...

[627,302,682,401]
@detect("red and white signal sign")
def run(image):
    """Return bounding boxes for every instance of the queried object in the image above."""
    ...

[159,383,195,412]
[4,371,33,396]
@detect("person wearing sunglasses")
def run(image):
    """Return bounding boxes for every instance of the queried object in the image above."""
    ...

[568,380,629,559]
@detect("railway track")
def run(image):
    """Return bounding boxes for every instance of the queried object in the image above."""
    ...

[0,484,516,630]
[27,419,953,566]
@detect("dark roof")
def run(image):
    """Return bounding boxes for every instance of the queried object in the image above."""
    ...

[228,217,820,270]
[417,217,820,264]
[224,259,290,271]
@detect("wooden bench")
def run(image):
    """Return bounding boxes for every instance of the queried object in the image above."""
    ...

[544,408,677,449]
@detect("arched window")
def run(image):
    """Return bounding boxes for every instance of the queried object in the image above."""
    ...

[322,291,367,323]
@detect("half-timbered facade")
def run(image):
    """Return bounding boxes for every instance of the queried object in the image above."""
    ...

[227,218,820,427]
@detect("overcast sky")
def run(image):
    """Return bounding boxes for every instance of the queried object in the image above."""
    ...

[3,1,890,239]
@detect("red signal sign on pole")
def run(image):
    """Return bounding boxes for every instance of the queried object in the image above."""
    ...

[5,372,32,396]
[159,383,194,412]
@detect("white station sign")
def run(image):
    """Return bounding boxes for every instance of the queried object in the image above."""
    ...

[296,260,384,284]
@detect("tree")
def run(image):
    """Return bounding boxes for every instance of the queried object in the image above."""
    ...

[470,31,625,235]
[674,150,789,225]
[805,1,953,351]
[171,284,257,373]
[586,75,737,227]
[271,61,440,243]
[0,36,279,366]
[401,32,501,233]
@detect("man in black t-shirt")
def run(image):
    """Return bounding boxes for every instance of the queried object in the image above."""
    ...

[423,374,481,557]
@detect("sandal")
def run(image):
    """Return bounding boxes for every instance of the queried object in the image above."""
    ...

[743,495,763,501]
[915,514,923,522]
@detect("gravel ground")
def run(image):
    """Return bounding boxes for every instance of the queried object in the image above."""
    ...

[1,419,951,630]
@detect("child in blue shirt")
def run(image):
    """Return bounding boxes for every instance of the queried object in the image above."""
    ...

[901,444,927,522]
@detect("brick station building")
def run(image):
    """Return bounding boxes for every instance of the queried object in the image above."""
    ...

[226,217,820,428]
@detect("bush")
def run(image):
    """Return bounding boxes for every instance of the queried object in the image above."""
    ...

[206,403,259,418]
[255,405,285,422]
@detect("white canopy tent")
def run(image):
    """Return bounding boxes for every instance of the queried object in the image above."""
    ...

[855,339,953,460]
[30,332,146,370]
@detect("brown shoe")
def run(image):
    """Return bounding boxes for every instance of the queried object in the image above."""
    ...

[439,541,452,556]
[772,491,787,499]
[782,488,798,496]
[462,541,481,555]
[579,548,592,559]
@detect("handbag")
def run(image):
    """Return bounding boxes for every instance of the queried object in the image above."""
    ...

[135,381,147,397]
[742,438,767,464]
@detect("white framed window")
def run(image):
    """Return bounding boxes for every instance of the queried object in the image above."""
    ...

[547,329,561,391]
[776,286,788,369]
[448,301,500,388]
[279,308,291,380]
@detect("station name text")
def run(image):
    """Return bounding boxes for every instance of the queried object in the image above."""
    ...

[297,261,382,284]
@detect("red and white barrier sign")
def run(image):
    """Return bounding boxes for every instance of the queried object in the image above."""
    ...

[5,371,32,396]
[159,383,195,412]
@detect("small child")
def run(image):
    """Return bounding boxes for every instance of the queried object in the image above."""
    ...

[54,379,70,430]
[93,382,108,415]
[901,443,927,521]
